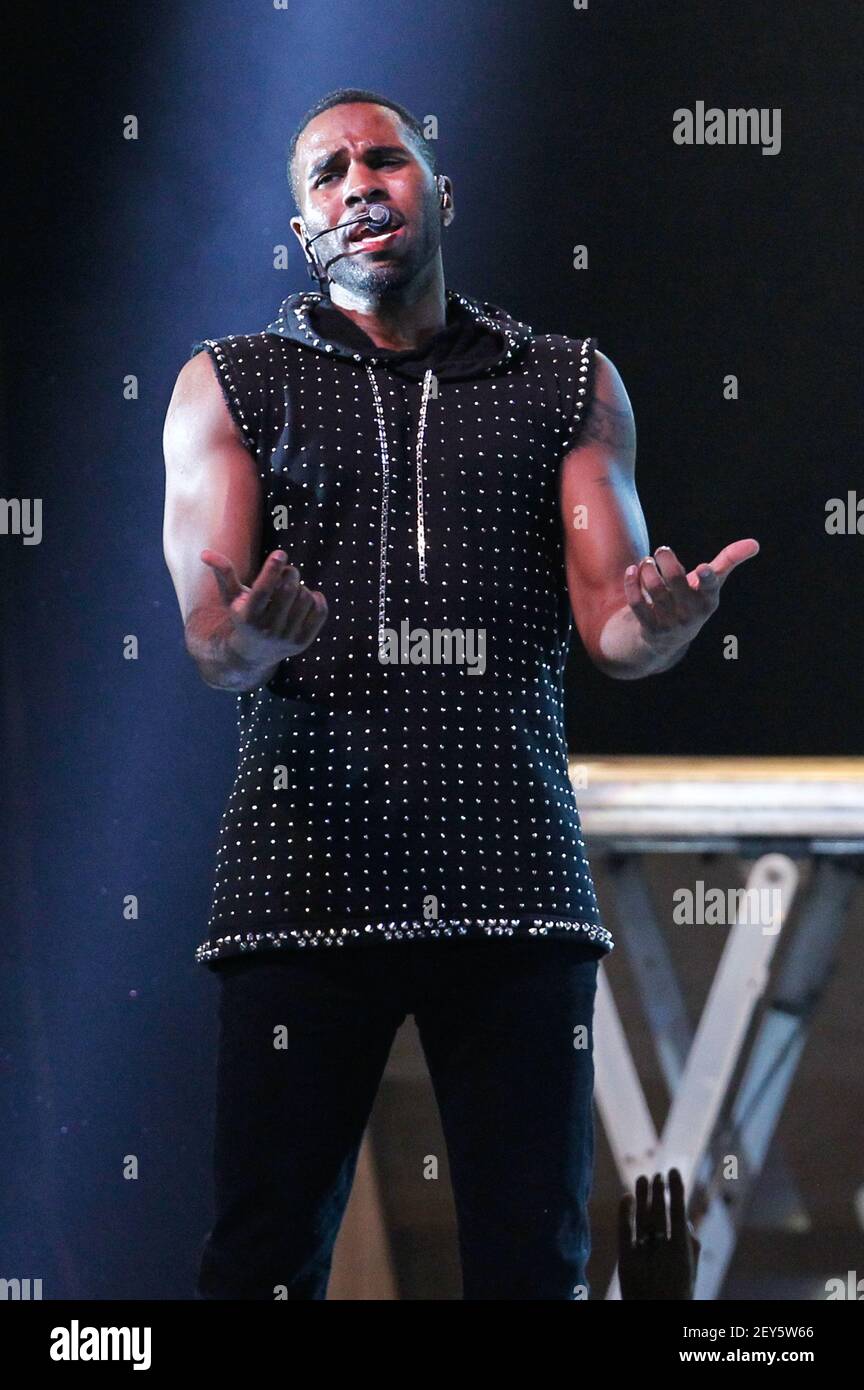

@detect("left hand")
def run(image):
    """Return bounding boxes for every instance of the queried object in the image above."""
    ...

[623,538,760,653]
[617,1168,702,1301]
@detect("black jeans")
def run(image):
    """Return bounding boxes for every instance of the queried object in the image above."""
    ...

[196,936,599,1300]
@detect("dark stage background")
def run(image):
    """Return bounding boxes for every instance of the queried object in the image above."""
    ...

[1,0,861,1298]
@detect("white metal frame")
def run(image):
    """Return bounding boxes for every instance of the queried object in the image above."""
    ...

[573,757,864,1300]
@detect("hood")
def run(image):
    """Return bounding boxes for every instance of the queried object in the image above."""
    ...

[263,287,534,382]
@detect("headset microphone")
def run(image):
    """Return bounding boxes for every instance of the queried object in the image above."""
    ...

[303,203,392,252]
[363,204,393,229]
[302,204,396,287]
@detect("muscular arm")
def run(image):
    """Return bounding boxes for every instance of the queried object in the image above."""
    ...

[558,350,692,679]
[162,351,278,691]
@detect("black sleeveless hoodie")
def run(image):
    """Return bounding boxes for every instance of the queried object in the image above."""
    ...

[189,287,612,965]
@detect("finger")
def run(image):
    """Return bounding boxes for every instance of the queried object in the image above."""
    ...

[649,1171,668,1238]
[245,552,292,623]
[705,538,760,584]
[291,589,328,647]
[688,563,721,597]
[264,566,306,633]
[200,549,242,606]
[667,1167,689,1251]
[617,1193,635,1251]
[653,546,694,617]
[278,581,316,639]
[638,557,676,626]
[634,1173,650,1239]
[624,565,658,629]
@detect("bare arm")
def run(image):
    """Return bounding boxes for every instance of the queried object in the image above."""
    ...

[162,350,327,691]
[558,350,758,679]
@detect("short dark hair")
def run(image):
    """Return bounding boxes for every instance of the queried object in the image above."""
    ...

[287,88,437,207]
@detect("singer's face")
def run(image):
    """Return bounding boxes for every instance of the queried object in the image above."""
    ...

[291,103,442,297]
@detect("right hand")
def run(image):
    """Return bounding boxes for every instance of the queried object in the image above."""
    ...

[201,548,328,665]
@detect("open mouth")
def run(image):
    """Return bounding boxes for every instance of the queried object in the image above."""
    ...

[347,220,405,251]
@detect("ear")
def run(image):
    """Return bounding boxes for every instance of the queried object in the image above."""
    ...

[289,215,308,251]
[438,176,455,227]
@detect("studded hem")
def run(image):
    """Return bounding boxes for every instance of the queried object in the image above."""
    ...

[194,915,614,964]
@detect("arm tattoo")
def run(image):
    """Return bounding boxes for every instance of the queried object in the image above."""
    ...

[580,396,637,451]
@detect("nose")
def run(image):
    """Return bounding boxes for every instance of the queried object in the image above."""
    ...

[342,162,387,210]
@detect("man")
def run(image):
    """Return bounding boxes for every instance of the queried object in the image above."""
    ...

[162,88,758,1300]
